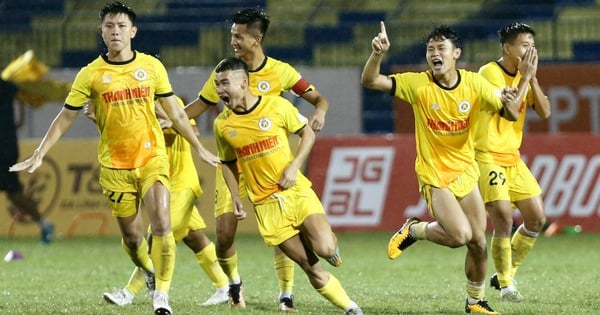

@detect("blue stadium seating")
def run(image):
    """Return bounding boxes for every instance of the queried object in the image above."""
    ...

[572,41,600,61]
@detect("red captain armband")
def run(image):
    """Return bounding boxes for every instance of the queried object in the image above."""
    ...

[291,78,311,96]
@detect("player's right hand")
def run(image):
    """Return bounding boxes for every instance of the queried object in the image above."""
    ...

[372,21,390,55]
[233,199,247,220]
[9,150,43,173]
[198,148,220,167]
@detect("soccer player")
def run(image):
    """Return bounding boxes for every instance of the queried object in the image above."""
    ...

[0,77,54,243]
[93,98,229,307]
[9,2,219,315]
[476,22,550,302]
[213,56,362,315]
[362,22,519,314]
[184,8,330,311]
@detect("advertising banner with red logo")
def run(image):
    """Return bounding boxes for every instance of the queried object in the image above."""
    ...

[307,134,600,233]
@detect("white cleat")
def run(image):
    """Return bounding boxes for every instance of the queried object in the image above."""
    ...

[153,291,172,315]
[103,288,134,306]
[201,288,229,306]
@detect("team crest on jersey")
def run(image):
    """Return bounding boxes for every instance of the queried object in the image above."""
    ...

[134,68,148,81]
[258,117,272,130]
[103,75,111,83]
[431,103,440,110]
[228,130,237,137]
[458,100,471,114]
[257,80,271,93]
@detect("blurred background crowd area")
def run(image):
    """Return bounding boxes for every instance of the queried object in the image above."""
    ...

[1,0,600,69]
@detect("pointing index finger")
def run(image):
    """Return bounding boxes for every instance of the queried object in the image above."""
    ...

[380,21,387,37]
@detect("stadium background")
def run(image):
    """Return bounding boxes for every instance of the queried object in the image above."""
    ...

[1,0,599,237]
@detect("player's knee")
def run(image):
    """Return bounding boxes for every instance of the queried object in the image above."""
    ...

[524,216,546,234]
[314,241,337,258]
[466,235,487,254]
[448,229,472,247]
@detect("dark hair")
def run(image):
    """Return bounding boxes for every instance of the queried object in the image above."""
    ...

[426,25,461,48]
[99,1,136,25]
[498,22,535,44]
[231,8,270,37]
[215,57,249,75]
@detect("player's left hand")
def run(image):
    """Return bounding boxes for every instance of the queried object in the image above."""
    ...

[278,165,298,189]
[517,46,538,81]
[308,108,326,131]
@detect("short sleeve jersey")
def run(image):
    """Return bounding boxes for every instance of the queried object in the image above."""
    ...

[214,95,310,203]
[391,69,504,188]
[198,57,313,104]
[475,61,534,166]
[65,52,173,169]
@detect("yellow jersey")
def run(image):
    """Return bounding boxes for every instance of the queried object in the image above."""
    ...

[392,69,504,188]
[65,52,173,169]
[475,61,533,166]
[214,95,311,203]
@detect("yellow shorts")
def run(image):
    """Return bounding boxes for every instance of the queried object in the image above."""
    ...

[254,186,324,246]
[99,155,170,218]
[169,188,206,242]
[419,161,480,218]
[478,159,542,204]
[214,167,247,217]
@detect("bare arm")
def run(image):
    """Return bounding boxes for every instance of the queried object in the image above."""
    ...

[221,162,247,219]
[515,47,551,120]
[158,95,219,166]
[529,77,551,119]
[184,96,211,119]
[300,89,329,131]
[278,125,315,189]
[361,21,394,92]
[10,107,79,173]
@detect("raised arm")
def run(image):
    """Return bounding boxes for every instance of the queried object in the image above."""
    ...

[361,21,393,92]
[524,48,551,119]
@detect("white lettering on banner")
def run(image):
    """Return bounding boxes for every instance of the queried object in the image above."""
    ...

[543,86,600,133]
[322,147,394,226]
[403,154,600,220]
[580,86,600,133]
[527,154,600,218]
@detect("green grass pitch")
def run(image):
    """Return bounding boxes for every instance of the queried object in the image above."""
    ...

[1,232,599,314]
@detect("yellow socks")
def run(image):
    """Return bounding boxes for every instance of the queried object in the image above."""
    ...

[196,242,228,289]
[218,252,241,283]
[124,268,146,296]
[466,280,485,301]
[511,226,537,277]
[274,252,295,296]
[121,237,153,273]
[491,237,512,287]
[151,233,176,293]
[316,274,352,310]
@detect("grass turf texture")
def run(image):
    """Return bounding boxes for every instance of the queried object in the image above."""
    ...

[1,232,599,314]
